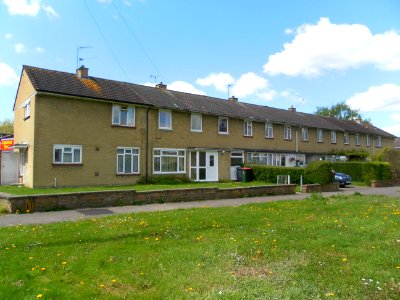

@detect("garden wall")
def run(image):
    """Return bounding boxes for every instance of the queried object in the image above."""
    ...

[370,179,400,188]
[301,183,339,193]
[0,184,296,213]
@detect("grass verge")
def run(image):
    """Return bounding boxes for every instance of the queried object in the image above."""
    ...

[0,194,399,299]
[0,181,271,196]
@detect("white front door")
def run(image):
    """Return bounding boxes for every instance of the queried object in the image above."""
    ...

[190,151,218,182]
[206,152,218,181]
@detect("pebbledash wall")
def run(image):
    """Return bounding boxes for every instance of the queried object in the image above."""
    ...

[1,184,296,213]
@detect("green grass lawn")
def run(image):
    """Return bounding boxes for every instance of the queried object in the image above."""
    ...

[0,181,271,196]
[0,194,399,299]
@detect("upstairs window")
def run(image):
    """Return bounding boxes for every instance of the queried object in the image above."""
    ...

[317,128,323,142]
[112,105,135,127]
[218,117,229,134]
[191,113,202,132]
[366,134,370,146]
[53,145,82,164]
[355,133,360,145]
[24,100,31,120]
[331,131,337,144]
[302,127,309,141]
[159,110,172,130]
[344,132,349,144]
[284,125,292,140]
[265,122,273,138]
[243,120,253,137]
[375,136,382,147]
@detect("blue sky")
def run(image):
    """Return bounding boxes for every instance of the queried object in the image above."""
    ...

[1,0,400,136]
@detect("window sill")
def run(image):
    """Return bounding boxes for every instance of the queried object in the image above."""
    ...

[265,136,274,139]
[302,140,309,142]
[284,138,292,141]
[159,127,173,131]
[52,163,83,166]
[111,125,136,128]
[243,135,253,138]
[218,132,229,135]
[191,130,203,133]
[116,173,140,176]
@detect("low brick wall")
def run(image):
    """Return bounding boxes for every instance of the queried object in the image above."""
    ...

[302,183,339,193]
[370,179,400,188]
[0,184,296,213]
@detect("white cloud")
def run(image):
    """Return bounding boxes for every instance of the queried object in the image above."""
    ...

[42,4,59,18]
[346,83,400,112]
[264,17,400,76]
[14,43,27,53]
[2,0,41,16]
[35,47,45,53]
[168,81,206,95]
[284,28,293,35]
[231,72,268,98]
[382,124,400,137]
[196,72,234,92]
[0,62,19,86]
[2,0,59,18]
[391,114,400,122]
[5,33,13,39]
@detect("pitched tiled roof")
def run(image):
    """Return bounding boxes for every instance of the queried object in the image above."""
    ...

[22,65,395,138]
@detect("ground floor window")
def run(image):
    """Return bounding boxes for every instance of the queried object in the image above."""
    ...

[53,145,82,164]
[153,148,186,174]
[247,152,305,167]
[117,147,140,174]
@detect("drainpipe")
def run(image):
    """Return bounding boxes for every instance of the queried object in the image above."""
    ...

[145,107,151,183]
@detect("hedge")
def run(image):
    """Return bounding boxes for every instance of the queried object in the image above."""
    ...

[331,162,364,181]
[249,165,308,184]
[304,161,334,185]
[361,162,392,185]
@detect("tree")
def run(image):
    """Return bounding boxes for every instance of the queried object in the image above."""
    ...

[0,119,14,134]
[315,101,369,122]
[372,147,400,178]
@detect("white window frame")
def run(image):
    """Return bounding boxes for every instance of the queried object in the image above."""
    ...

[53,144,82,164]
[218,117,229,134]
[190,113,202,132]
[112,104,135,127]
[355,133,360,146]
[375,136,382,147]
[159,109,172,130]
[344,132,349,145]
[116,147,140,175]
[366,134,370,146]
[265,122,273,138]
[331,131,337,144]
[243,120,253,137]
[301,127,309,141]
[153,148,186,174]
[284,125,292,140]
[24,100,31,120]
[317,128,323,142]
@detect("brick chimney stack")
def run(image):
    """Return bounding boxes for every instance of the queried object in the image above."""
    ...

[156,82,167,89]
[76,65,89,78]
[229,96,238,102]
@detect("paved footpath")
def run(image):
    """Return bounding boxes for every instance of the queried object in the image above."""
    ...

[0,186,399,227]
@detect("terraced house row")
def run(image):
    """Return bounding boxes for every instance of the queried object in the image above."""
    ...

[13,66,395,188]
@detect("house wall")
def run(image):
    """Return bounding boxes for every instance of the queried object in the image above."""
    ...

[13,70,36,187]
[24,92,394,187]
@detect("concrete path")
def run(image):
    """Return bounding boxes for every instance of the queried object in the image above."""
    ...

[0,186,399,227]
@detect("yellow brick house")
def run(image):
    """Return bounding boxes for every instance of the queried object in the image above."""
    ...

[13,66,395,188]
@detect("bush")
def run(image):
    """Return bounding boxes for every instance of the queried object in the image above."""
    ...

[249,165,307,184]
[332,162,364,181]
[137,175,191,185]
[305,161,334,185]
[362,162,392,185]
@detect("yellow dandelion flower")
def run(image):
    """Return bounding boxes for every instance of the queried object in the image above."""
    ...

[187,287,193,292]
[325,292,335,297]
[36,294,43,298]
[342,258,348,262]
[29,257,34,260]
[99,284,105,288]
[396,266,400,269]
[61,261,67,265]
[155,237,159,241]
[112,279,117,283]
[40,267,46,271]
[31,267,36,271]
